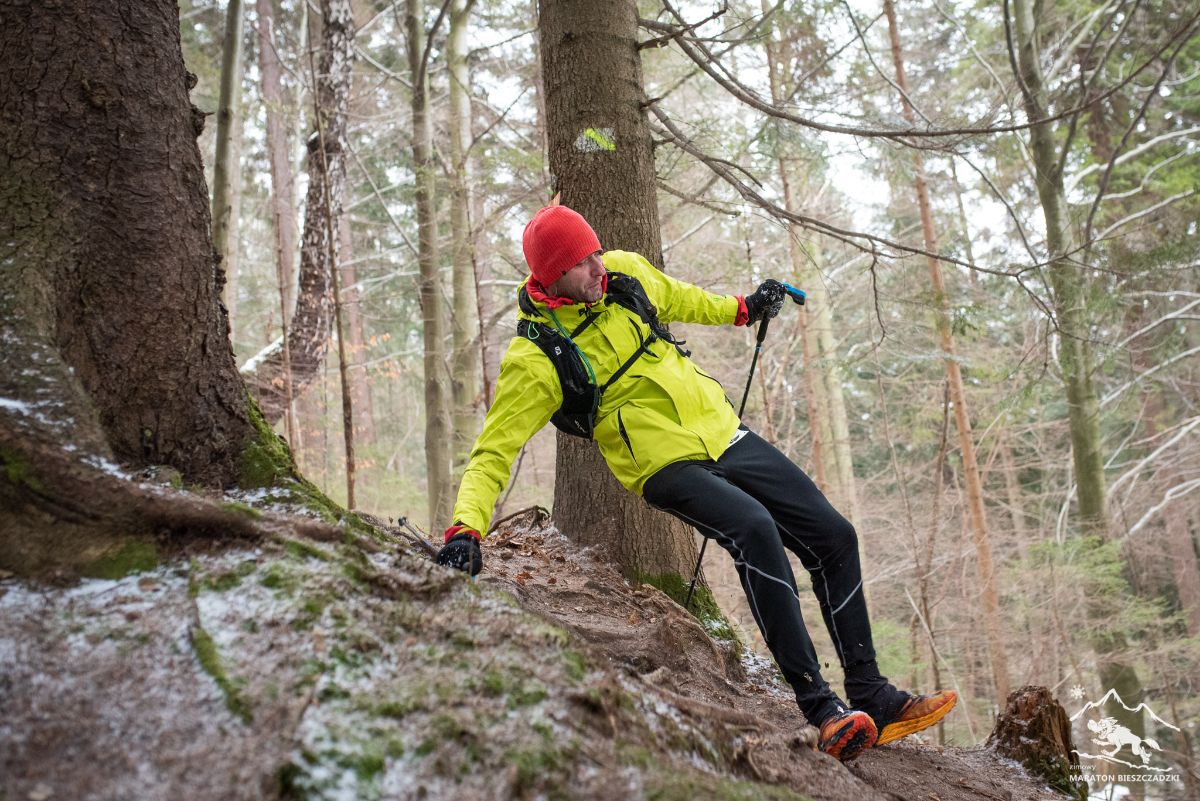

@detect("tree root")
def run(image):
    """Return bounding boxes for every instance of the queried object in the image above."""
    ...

[1,425,345,577]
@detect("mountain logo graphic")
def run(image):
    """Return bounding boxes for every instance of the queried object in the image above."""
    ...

[1070,689,1180,773]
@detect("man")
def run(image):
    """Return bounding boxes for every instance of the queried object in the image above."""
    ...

[436,205,956,761]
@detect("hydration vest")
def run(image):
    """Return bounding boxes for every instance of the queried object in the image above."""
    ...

[515,272,690,439]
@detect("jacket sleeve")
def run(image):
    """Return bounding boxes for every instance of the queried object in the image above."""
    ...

[451,338,559,537]
[603,250,740,326]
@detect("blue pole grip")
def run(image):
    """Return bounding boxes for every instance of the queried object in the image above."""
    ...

[781,283,806,305]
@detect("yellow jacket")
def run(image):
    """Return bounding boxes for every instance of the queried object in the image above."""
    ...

[452,250,742,536]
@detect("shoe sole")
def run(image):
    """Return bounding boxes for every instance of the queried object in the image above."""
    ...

[819,716,879,762]
[876,693,958,746]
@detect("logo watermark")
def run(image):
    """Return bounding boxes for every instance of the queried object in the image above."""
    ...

[1067,687,1182,793]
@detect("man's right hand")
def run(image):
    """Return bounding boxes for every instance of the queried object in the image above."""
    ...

[745,279,786,324]
[436,524,482,575]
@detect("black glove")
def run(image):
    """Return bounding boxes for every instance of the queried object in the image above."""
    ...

[436,528,483,575]
[745,279,786,324]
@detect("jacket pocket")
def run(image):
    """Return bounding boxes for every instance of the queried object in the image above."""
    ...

[617,409,639,467]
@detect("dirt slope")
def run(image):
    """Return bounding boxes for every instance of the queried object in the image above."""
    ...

[0,509,1064,801]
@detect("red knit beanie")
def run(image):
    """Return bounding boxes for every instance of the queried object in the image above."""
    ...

[521,205,602,288]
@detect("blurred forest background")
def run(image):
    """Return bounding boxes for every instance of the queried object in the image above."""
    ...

[181,0,1199,762]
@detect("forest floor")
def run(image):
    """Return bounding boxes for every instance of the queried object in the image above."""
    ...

[0,506,1064,801]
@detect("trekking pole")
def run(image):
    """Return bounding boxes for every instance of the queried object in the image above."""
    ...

[684,284,804,611]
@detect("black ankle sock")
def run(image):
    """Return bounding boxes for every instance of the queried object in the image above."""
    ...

[802,693,852,728]
[843,661,909,720]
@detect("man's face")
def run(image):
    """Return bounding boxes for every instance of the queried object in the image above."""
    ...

[548,251,606,303]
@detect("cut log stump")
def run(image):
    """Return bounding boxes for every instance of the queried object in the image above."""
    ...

[987,685,1087,799]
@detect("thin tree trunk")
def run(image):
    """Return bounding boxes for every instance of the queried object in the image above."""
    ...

[338,217,375,447]
[759,12,831,492]
[212,0,244,340]
[257,0,298,445]
[883,0,1010,701]
[1011,0,1109,540]
[1010,0,1144,743]
[948,159,979,293]
[539,0,699,581]
[243,0,353,426]
[448,0,481,487]
[407,0,453,530]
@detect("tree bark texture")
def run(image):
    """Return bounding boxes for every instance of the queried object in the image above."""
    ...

[256,0,300,443]
[211,0,245,341]
[883,0,1010,701]
[1011,0,1110,539]
[244,0,353,426]
[539,0,700,580]
[1011,0,1144,743]
[408,0,454,530]
[338,216,375,448]
[449,0,482,485]
[0,0,257,569]
[988,686,1087,800]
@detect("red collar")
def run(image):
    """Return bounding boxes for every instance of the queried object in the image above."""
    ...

[525,273,609,310]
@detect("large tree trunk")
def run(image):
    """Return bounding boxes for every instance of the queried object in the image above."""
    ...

[243,0,353,426]
[211,0,245,341]
[883,0,1010,701]
[407,0,454,530]
[0,0,259,571]
[539,0,699,582]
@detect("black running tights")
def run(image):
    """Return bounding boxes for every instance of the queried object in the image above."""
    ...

[642,429,885,725]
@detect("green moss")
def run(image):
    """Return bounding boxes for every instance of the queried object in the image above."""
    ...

[637,572,741,650]
[239,395,297,489]
[221,501,263,520]
[260,562,297,592]
[508,678,548,708]
[192,626,252,723]
[507,738,574,800]
[562,649,587,681]
[196,559,257,593]
[532,621,570,646]
[481,670,506,696]
[291,592,333,630]
[372,696,423,718]
[282,538,333,562]
[1,447,43,491]
[238,396,382,543]
[84,539,159,579]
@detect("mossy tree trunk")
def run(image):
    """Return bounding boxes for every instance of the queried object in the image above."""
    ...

[1010,0,1144,744]
[211,0,245,342]
[538,0,700,582]
[0,0,266,572]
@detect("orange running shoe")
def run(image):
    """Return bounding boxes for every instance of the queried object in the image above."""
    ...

[874,690,958,745]
[818,709,879,762]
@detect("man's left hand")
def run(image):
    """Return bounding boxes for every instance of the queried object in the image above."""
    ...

[745,279,786,324]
